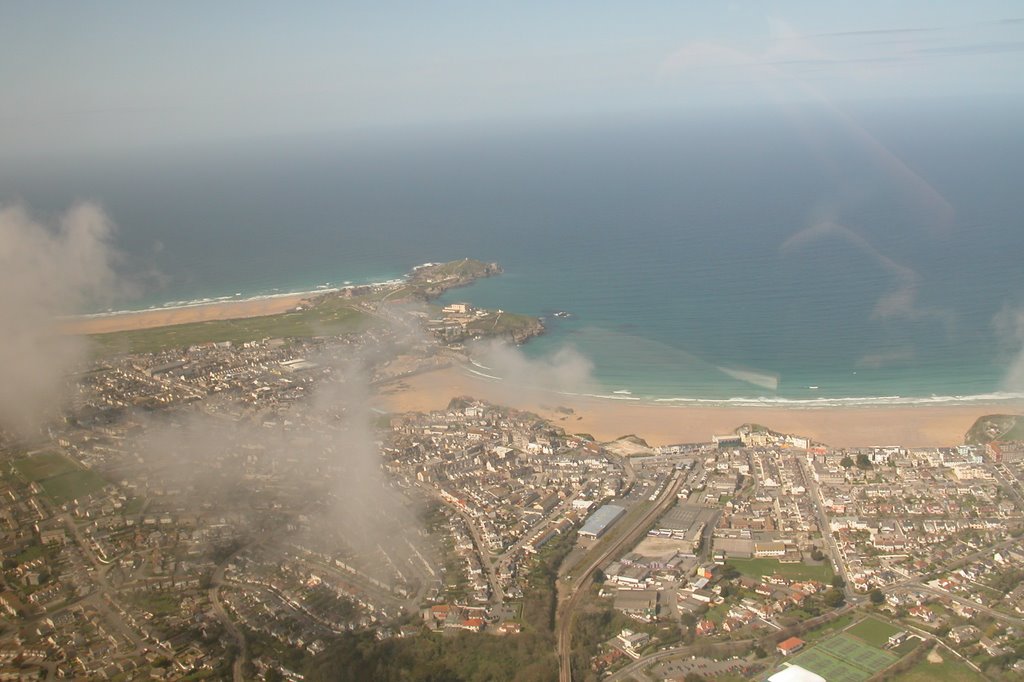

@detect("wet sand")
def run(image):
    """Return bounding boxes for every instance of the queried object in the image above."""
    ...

[62,294,312,335]
[374,365,1019,448]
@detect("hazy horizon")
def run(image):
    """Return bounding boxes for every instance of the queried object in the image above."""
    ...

[3,2,1023,161]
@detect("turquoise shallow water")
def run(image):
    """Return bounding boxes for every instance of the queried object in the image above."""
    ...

[4,103,1024,404]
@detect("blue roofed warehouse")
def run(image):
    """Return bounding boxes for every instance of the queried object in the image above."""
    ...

[579,504,627,539]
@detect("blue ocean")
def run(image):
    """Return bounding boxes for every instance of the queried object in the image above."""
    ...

[5,100,1024,405]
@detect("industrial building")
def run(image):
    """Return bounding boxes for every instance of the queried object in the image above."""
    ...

[579,504,627,539]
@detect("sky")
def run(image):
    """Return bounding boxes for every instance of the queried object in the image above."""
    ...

[2,1,1023,158]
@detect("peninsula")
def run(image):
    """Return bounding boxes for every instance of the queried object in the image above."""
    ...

[67,258,544,354]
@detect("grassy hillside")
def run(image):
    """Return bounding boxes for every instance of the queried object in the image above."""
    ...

[410,258,500,284]
[965,414,1024,444]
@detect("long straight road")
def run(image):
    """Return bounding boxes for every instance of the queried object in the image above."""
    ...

[799,458,855,600]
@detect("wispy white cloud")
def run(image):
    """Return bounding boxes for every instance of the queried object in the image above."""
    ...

[468,340,595,401]
[781,216,952,327]
[994,304,1024,391]
[0,203,122,436]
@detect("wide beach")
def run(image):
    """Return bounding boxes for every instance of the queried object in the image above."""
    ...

[375,364,1020,448]
[61,293,313,335]
[64,298,1020,449]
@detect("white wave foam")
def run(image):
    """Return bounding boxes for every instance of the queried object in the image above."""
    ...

[454,361,1023,407]
[465,368,502,381]
[67,273,414,320]
[650,392,1024,408]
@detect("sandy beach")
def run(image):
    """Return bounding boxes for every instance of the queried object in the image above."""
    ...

[61,298,1020,449]
[374,365,1022,448]
[61,293,313,335]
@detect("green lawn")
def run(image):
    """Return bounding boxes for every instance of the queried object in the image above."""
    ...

[845,616,902,647]
[132,592,182,617]
[40,470,108,504]
[466,310,539,336]
[14,452,77,481]
[15,452,107,503]
[15,544,44,564]
[728,558,834,583]
[890,650,985,682]
[705,602,729,624]
[891,638,921,657]
[122,497,146,515]
[786,647,871,682]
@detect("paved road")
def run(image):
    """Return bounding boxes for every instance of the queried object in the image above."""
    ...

[210,560,248,682]
[799,459,855,600]
[425,485,505,603]
[605,639,755,681]
[888,580,1024,626]
[880,533,1024,628]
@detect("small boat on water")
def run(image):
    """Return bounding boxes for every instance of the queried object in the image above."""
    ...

[553,310,572,318]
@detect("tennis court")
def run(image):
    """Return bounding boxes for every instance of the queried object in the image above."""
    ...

[788,634,899,682]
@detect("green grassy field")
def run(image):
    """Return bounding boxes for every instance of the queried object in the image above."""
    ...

[13,452,77,480]
[890,651,985,682]
[15,544,44,564]
[845,616,903,647]
[705,602,730,624]
[90,303,371,355]
[14,452,107,503]
[729,557,834,582]
[787,633,899,682]
[131,592,182,617]
[891,637,921,656]
[787,648,870,682]
[40,470,108,504]
[465,310,539,336]
[122,497,146,515]
[965,414,1024,444]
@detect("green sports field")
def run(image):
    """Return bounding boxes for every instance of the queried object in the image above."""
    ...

[14,452,107,504]
[786,634,899,682]
[845,616,903,647]
[13,452,77,480]
[727,557,834,582]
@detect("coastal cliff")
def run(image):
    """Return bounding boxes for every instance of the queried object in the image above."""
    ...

[405,260,544,345]
[408,258,503,299]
